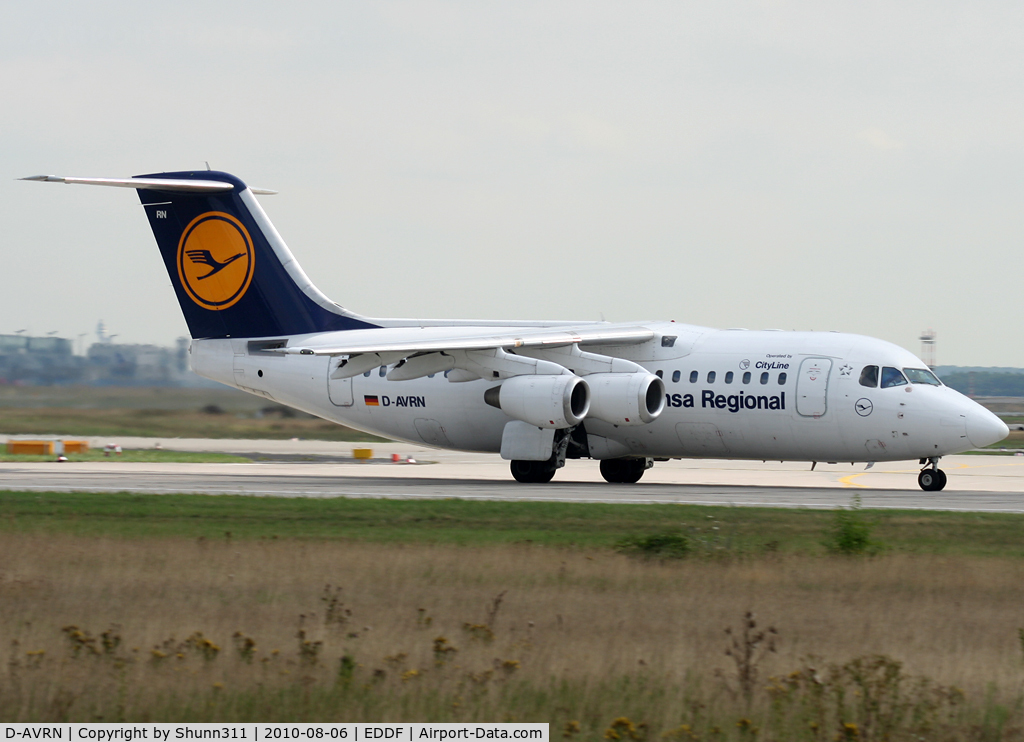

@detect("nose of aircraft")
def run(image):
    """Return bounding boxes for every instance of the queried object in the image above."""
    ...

[966,409,1010,448]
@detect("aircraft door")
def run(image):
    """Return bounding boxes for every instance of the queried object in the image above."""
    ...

[796,357,832,417]
[327,359,354,407]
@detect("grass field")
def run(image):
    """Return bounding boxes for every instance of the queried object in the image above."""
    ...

[3,491,1024,557]
[3,495,1024,735]
[0,406,383,440]
[0,385,255,410]
[2,521,1024,737]
[0,385,385,441]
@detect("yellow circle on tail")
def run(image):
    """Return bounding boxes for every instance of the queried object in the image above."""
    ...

[176,212,255,311]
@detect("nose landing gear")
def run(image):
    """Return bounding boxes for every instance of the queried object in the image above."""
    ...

[918,458,947,491]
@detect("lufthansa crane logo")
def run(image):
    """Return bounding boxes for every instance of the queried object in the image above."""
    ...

[176,212,254,311]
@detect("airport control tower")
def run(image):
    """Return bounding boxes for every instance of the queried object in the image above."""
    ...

[920,329,936,369]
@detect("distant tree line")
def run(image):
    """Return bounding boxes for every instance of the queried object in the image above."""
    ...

[939,372,1024,397]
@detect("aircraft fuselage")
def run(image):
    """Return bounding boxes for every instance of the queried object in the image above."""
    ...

[194,322,1002,464]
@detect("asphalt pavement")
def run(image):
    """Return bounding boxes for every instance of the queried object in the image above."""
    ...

[2,437,1023,512]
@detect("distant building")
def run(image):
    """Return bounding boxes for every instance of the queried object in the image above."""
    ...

[0,332,204,387]
[0,334,82,385]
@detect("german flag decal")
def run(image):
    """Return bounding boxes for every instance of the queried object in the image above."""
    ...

[364,395,380,406]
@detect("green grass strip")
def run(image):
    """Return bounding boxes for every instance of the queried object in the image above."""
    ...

[2,491,1024,556]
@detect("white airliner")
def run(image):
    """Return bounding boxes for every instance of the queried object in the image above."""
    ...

[23,170,1008,491]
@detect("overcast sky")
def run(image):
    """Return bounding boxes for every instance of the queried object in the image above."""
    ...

[2,2,1023,365]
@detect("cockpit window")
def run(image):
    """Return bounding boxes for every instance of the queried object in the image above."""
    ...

[903,368,941,386]
[859,365,878,388]
[880,366,908,388]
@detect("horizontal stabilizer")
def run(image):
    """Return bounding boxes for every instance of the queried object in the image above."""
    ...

[20,175,234,192]
[19,175,277,195]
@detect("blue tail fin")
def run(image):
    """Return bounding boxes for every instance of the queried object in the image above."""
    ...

[136,170,377,339]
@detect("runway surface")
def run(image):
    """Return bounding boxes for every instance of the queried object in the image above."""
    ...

[3,437,1024,512]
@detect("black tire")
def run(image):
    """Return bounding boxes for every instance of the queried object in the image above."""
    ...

[600,458,646,484]
[600,459,623,483]
[510,459,556,484]
[620,459,646,484]
[918,469,945,492]
[531,465,556,484]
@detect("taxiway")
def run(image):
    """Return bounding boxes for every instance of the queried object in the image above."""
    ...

[2,438,1023,512]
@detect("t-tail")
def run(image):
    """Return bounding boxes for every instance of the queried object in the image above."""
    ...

[22,170,378,339]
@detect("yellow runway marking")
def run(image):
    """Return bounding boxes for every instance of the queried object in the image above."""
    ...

[839,473,867,488]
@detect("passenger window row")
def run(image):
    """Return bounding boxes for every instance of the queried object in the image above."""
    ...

[662,369,787,385]
[364,364,796,386]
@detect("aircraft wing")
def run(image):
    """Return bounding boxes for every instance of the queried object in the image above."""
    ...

[277,323,662,381]
[279,324,656,356]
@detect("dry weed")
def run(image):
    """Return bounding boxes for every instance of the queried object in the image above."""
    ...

[0,533,1022,735]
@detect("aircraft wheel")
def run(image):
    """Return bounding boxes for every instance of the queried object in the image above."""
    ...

[599,459,623,483]
[918,468,947,492]
[620,459,646,484]
[600,458,646,484]
[510,460,556,484]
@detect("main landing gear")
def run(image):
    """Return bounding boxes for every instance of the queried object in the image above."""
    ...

[509,456,654,484]
[510,426,591,483]
[510,458,557,484]
[599,458,652,484]
[508,428,655,484]
[918,458,947,492]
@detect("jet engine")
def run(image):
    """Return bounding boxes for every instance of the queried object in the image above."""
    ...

[586,372,665,426]
[484,375,590,429]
